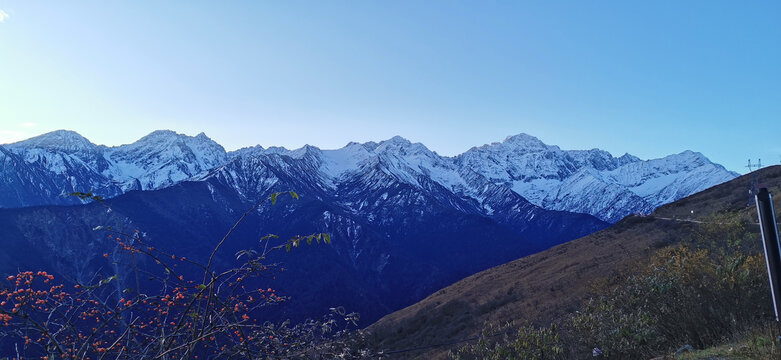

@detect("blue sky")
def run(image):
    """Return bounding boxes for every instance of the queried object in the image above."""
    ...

[0,1,778,173]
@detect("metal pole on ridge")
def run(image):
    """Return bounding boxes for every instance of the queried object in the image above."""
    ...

[755,187,781,347]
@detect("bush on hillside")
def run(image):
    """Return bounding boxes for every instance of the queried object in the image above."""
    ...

[449,212,775,359]
[449,321,565,360]
[571,212,772,358]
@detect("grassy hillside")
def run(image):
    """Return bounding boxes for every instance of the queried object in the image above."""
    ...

[369,166,781,359]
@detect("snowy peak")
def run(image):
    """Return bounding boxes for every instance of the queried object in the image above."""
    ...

[375,136,431,156]
[618,153,641,164]
[334,137,446,187]
[663,150,711,168]
[121,130,225,154]
[224,136,442,184]
[383,135,412,145]
[9,130,97,153]
[319,143,374,179]
[458,135,737,222]
[141,129,180,139]
[502,133,549,151]
[0,130,230,207]
[105,130,228,190]
[567,148,633,171]
[228,145,265,159]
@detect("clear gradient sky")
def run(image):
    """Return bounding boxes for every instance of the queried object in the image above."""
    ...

[0,1,779,173]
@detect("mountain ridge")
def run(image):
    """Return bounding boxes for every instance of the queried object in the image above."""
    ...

[1,130,737,223]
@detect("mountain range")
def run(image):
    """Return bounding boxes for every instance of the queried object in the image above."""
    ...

[0,130,737,324]
[0,130,737,222]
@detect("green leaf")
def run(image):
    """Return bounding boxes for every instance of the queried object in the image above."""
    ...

[236,249,258,260]
[197,284,207,290]
[323,233,331,244]
[285,243,291,252]
[289,191,299,200]
[260,234,279,242]
[98,275,118,286]
[270,192,279,205]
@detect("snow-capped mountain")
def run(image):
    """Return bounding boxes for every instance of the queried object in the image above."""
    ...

[201,135,604,245]
[1,131,124,206]
[456,134,738,222]
[0,130,227,207]
[213,133,736,223]
[102,130,228,191]
[1,130,736,223]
